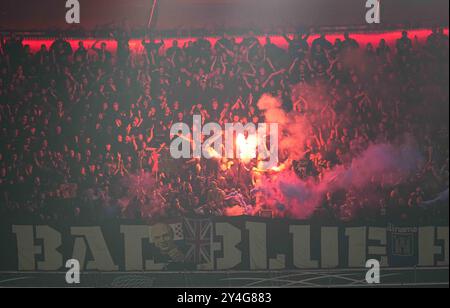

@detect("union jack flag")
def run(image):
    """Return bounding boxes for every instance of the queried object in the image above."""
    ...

[183,218,213,264]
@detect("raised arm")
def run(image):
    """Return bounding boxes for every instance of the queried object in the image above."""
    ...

[283,34,293,43]
[262,69,285,88]
[210,56,218,72]
[289,58,299,75]
[91,40,101,52]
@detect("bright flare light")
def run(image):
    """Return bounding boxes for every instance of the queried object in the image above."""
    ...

[236,133,257,163]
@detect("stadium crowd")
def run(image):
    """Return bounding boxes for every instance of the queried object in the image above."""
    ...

[0,27,448,223]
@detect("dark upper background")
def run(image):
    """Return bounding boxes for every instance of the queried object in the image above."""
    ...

[0,0,448,32]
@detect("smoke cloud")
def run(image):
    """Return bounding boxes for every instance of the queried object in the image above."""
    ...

[255,92,424,219]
